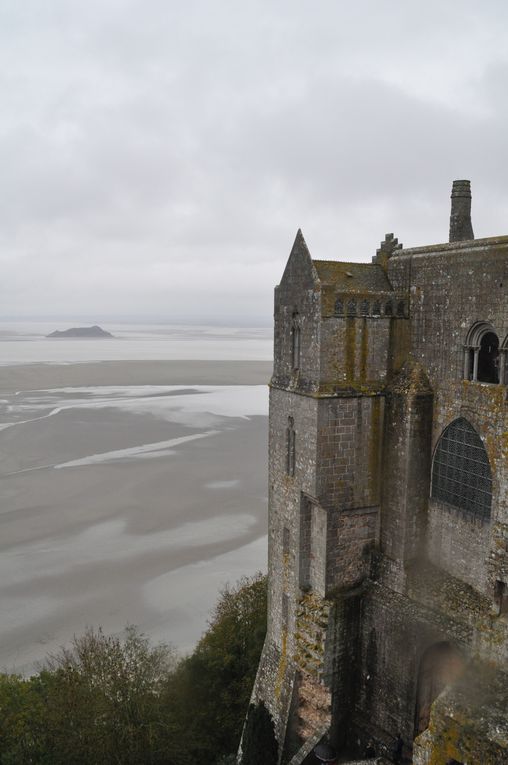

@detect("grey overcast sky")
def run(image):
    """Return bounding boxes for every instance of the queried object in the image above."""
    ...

[1,1,507,323]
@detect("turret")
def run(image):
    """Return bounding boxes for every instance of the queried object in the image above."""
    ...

[449,179,474,242]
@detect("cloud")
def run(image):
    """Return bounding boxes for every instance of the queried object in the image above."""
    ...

[0,0,507,321]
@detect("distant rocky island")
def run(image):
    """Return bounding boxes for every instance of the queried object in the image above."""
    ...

[47,325,114,338]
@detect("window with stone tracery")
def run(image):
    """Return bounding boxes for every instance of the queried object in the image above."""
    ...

[431,417,492,521]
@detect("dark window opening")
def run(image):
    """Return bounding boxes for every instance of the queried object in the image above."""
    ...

[467,348,475,380]
[397,300,405,317]
[347,298,356,316]
[286,417,296,476]
[372,300,381,316]
[431,417,492,520]
[494,581,508,616]
[360,299,370,316]
[477,331,499,383]
[384,301,393,316]
[334,297,344,316]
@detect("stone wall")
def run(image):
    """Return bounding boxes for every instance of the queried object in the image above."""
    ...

[251,221,508,764]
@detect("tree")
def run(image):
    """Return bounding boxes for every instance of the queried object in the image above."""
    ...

[165,573,267,763]
[0,627,183,765]
[241,702,278,765]
[0,574,267,765]
[41,625,183,765]
[0,673,47,764]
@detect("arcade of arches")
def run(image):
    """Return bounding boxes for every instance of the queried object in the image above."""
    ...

[464,322,507,384]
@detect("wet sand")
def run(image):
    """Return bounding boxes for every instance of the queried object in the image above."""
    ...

[0,365,269,674]
[0,359,273,393]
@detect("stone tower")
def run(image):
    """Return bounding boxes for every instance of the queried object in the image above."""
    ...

[250,181,508,764]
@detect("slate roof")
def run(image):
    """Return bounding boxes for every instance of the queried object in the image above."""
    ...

[312,260,392,293]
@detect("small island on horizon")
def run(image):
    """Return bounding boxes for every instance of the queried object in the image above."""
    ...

[47,325,114,339]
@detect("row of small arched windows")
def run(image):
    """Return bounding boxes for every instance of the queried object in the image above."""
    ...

[334,297,406,318]
[463,322,508,385]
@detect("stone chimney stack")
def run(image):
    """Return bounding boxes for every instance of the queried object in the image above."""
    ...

[449,179,474,242]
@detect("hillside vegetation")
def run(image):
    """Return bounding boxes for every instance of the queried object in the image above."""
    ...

[0,574,267,765]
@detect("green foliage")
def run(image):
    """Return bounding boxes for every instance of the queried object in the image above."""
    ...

[241,702,278,765]
[0,574,267,765]
[165,573,267,763]
[0,673,47,764]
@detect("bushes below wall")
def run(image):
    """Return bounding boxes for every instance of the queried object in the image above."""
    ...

[0,574,267,765]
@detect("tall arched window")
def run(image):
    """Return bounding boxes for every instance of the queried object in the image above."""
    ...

[431,418,492,521]
[463,322,500,383]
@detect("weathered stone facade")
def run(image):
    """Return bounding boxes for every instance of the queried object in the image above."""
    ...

[250,182,508,763]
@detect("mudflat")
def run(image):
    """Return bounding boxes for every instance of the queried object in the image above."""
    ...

[0,362,269,674]
[0,359,273,393]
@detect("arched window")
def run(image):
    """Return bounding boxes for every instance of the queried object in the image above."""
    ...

[334,297,344,316]
[360,299,370,316]
[347,298,357,316]
[384,301,393,317]
[431,418,492,520]
[463,322,500,383]
[291,313,301,371]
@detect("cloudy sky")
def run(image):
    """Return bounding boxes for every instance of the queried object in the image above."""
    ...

[1,1,507,323]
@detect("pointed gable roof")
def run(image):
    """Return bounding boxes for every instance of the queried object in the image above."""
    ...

[279,229,319,289]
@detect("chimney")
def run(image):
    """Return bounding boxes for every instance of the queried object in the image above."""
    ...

[449,179,474,242]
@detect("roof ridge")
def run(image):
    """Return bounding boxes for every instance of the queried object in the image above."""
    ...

[312,259,379,267]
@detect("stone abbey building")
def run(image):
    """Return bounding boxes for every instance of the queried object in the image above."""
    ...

[251,182,508,763]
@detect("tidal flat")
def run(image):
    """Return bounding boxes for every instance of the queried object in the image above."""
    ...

[0,360,271,674]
